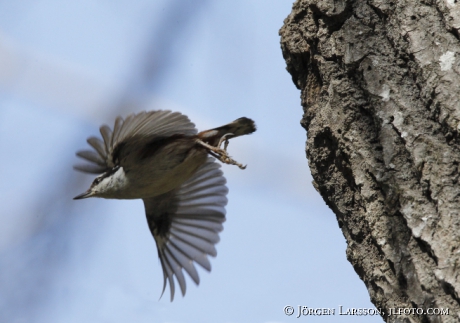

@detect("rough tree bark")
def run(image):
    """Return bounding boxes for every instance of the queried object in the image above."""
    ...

[280,1,460,322]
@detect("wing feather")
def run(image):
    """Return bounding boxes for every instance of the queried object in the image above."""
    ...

[158,251,175,301]
[111,116,124,148]
[87,137,106,159]
[164,248,187,298]
[75,150,106,166]
[99,125,112,153]
[74,110,197,174]
[143,158,227,301]
[171,223,221,243]
[73,163,107,174]
[167,236,212,271]
[167,241,200,285]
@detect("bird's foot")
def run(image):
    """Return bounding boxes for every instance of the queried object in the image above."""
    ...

[196,134,247,169]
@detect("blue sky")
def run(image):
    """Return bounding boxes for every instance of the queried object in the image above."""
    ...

[0,1,382,322]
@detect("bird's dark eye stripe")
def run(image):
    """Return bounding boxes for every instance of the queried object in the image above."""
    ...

[91,166,119,187]
[93,176,104,185]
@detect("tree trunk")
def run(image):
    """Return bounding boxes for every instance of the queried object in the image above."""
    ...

[280,1,460,322]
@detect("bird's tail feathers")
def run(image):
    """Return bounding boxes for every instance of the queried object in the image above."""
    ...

[197,117,256,146]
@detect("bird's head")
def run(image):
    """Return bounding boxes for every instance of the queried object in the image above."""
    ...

[74,166,124,199]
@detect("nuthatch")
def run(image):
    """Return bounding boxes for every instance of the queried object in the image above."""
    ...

[73,110,256,301]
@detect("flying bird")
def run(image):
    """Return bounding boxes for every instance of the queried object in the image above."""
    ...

[73,110,256,301]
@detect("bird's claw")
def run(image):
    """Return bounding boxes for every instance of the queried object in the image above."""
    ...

[217,133,233,150]
[196,135,247,169]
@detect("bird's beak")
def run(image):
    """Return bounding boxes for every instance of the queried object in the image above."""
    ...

[73,190,93,200]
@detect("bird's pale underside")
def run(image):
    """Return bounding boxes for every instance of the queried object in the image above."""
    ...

[73,110,256,301]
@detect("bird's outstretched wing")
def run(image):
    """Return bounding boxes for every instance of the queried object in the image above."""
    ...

[143,158,228,301]
[74,110,197,174]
